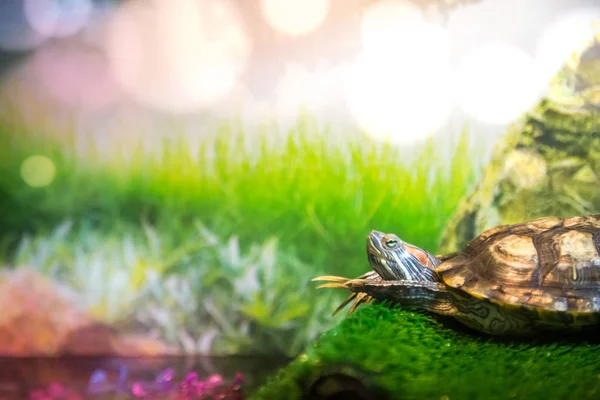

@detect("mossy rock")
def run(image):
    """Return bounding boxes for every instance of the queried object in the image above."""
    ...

[251,304,600,400]
[439,32,600,254]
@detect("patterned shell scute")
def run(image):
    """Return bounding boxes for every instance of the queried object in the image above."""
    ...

[439,215,600,313]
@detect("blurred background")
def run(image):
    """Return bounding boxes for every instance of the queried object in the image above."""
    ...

[0,0,599,368]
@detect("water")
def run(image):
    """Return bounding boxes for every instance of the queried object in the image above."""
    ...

[0,356,290,398]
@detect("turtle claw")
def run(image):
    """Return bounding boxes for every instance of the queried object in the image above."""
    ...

[332,292,358,316]
[311,276,350,283]
[312,275,369,289]
[313,275,375,316]
[339,292,373,316]
[316,282,347,289]
[313,275,352,290]
[348,292,368,314]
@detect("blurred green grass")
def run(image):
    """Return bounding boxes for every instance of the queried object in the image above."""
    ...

[0,108,483,356]
[0,111,479,270]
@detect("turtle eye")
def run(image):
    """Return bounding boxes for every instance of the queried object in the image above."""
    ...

[384,237,399,249]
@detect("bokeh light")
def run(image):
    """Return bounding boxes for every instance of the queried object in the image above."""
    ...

[360,0,426,57]
[456,43,543,125]
[24,0,94,38]
[535,8,600,82]
[344,54,454,145]
[27,43,121,113]
[105,0,251,114]
[21,155,56,188]
[274,62,346,118]
[345,0,453,144]
[0,0,47,51]
[261,0,329,37]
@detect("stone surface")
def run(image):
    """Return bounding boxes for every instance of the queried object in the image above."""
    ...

[439,28,600,254]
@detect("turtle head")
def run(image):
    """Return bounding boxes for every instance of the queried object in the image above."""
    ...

[367,230,441,282]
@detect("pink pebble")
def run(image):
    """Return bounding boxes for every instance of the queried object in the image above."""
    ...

[207,374,224,386]
[157,368,175,383]
[47,383,65,395]
[131,382,147,397]
[28,390,49,400]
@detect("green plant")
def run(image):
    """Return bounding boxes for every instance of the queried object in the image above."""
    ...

[135,222,342,357]
[10,220,341,356]
[0,109,482,281]
[11,220,187,323]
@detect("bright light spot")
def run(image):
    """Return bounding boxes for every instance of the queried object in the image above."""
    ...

[345,2,453,144]
[261,0,329,36]
[344,53,454,145]
[360,1,431,57]
[0,0,47,51]
[274,62,347,117]
[535,8,600,82]
[239,97,273,126]
[24,0,94,38]
[21,155,56,188]
[105,0,250,114]
[456,43,543,125]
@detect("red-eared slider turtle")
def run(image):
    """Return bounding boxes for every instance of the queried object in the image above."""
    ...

[313,215,600,335]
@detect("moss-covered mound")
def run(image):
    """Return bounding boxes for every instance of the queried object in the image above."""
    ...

[251,303,600,400]
[439,33,600,254]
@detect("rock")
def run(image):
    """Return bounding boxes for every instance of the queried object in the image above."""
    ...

[59,323,178,357]
[438,28,600,254]
[0,267,177,356]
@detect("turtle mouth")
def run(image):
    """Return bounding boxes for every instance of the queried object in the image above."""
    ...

[366,230,385,257]
[367,230,389,277]
[368,252,396,280]
[367,253,383,268]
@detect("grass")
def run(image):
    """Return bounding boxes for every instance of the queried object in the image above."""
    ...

[0,109,479,274]
[0,105,482,356]
[251,303,600,400]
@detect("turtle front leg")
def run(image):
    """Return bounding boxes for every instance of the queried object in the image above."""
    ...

[314,272,459,317]
[312,271,382,315]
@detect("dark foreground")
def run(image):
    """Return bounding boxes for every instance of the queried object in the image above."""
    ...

[0,356,289,399]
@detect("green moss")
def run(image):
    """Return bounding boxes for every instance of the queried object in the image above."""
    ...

[252,303,600,400]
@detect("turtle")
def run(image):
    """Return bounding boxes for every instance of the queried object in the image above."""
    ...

[313,215,600,335]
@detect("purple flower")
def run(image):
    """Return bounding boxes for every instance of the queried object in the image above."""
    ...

[29,366,245,400]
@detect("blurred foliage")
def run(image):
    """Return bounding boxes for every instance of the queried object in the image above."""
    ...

[547,28,600,111]
[11,220,339,357]
[0,106,483,356]
[0,110,481,275]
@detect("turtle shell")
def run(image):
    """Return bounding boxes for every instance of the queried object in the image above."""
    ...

[437,215,600,313]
